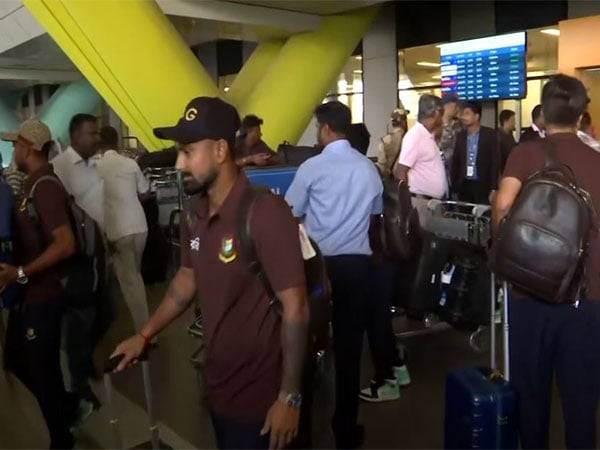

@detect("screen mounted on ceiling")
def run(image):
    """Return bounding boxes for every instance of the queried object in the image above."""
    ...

[440,32,527,101]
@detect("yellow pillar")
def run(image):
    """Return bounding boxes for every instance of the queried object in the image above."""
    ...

[239,7,379,148]
[226,40,285,109]
[23,0,218,150]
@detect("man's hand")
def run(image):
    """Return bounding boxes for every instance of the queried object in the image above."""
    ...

[0,263,17,289]
[261,398,300,449]
[110,334,147,372]
[248,153,273,167]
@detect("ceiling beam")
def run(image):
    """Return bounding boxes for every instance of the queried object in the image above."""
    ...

[0,3,44,54]
[156,0,322,34]
[0,68,81,82]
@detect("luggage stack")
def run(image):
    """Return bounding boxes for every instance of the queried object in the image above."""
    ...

[406,200,492,330]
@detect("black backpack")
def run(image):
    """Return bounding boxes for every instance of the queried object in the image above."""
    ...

[236,187,331,352]
[490,143,596,303]
[27,175,108,307]
[377,174,422,261]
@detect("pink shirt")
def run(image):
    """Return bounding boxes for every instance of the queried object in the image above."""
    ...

[398,122,448,199]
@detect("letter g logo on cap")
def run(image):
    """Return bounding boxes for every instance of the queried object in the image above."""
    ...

[185,108,198,121]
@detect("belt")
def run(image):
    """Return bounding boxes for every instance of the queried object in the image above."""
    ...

[411,193,434,200]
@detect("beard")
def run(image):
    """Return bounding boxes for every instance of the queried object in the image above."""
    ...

[182,168,218,196]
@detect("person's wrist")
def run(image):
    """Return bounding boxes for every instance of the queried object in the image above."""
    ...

[278,391,302,409]
[138,331,151,348]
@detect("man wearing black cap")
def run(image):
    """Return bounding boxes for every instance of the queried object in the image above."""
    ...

[111,97,309,450]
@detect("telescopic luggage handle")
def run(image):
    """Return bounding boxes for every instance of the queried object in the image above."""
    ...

[490,273,510,381]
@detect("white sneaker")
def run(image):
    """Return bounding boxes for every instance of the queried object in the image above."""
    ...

[359,379,400,402]
[394,365,411,387]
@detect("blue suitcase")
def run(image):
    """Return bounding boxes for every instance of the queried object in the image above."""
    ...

[444,278,518,449]
[245,166,298,197]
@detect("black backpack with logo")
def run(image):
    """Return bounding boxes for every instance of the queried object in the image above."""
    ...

[490,143,596,303]
[236,187,331,352]
[27,175,108,307]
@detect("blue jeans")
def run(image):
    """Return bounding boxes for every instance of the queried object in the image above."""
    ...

[510,294,600,449]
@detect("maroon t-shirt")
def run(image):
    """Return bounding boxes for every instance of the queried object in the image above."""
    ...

[503,133,600,299]
[180,173,305,422]
[14,165,70,304]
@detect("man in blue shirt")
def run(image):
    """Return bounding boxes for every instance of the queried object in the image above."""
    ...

[285,101,383,449]
[451,101,500,204]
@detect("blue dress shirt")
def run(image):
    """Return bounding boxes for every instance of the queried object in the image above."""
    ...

[466,130,480,180]
[285,139,383,256]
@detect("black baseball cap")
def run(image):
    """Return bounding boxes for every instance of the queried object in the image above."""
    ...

[153,97,241,145]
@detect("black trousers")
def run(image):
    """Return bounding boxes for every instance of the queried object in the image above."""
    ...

[456,180,490,204]
[5,300,76,449]
[325,255,370,448]
[510,294,600,449]
[211,414,269,449]
[366,260,403,382]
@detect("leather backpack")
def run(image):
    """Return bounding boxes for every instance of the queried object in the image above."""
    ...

[489,143,596,303]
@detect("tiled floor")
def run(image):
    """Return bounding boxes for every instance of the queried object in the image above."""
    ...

[0,283,583,449]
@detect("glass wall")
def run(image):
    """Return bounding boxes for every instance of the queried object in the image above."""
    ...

[397,26,559,130]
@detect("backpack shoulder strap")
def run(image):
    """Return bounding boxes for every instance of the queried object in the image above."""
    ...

[236,186,277,303]
[28,175,64,201]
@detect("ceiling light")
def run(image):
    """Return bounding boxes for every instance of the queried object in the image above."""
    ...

[224,87,230,92]
[353,69,363,74]
[541,28,560,36]
[431,75,442,80]
[355,55,362,61]
[527,71,546,77]
[417,61,441,68]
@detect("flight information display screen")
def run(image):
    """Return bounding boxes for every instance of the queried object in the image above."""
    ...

[440,32,527,101]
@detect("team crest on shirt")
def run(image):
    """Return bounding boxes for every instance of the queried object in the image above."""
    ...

[219,236,237,263]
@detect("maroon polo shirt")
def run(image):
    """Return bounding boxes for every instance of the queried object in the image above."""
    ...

[14,165,70,304]
[180,172,305,423]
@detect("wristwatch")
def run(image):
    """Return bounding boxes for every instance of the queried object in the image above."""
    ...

[16,266,28,285]
[279,391,302,409]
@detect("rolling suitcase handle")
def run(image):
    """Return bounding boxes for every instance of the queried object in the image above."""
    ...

[489,274,510,381]
[103,351,160,450]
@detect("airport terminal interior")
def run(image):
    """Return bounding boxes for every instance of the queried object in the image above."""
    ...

[3,0,600,449]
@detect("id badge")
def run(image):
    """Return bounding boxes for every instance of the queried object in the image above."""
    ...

[467,165,475,178]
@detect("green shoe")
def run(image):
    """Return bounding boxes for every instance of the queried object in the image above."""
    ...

[359,379,400,402]
[394,365,411,387]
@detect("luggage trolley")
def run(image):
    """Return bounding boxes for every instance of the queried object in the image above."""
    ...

[397,200,492,350]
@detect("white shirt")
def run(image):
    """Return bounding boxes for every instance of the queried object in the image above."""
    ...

[398,122,448,199]
[97,150,149,241]
[52,146,105,229]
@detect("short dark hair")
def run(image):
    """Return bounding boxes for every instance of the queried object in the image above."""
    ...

[462,101,482,118]
[241,115,263,130]
[347,123,371,155]
[417,94,443,121]
[442,93,459,106]
[541,74,589,126]
[531,104,543,122]
[499,109,516,126]
[315,101,351,135]
[69,113,97,137]
[100,126,119,148]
